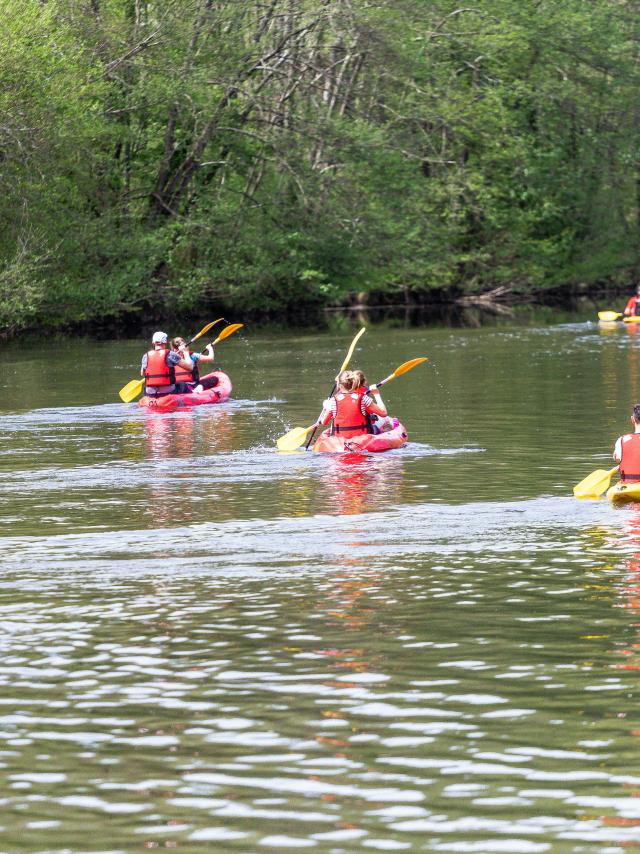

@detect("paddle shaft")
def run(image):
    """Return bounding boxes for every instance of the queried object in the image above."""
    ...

[186,317,225,347]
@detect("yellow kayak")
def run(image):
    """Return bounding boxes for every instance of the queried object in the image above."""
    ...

[607,481,640,503]
[597,311,640,323]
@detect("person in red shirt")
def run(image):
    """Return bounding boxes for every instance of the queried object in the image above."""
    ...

[614,404,640,482]
[623,286,640,316]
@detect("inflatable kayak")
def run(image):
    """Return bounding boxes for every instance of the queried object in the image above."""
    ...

[138,372,232,411]
[607,481,640,504]
[313,421,408,454]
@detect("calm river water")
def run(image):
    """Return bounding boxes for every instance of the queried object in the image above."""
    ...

[3,314,640,852]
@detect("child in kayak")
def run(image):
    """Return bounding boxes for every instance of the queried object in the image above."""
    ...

[170,337,219,393]
[317,370,395,437]
[614,403,640,482]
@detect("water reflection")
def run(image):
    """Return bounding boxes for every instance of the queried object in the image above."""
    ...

[315,455,405,516]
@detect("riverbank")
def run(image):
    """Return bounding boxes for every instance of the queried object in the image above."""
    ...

[2,280,634,341]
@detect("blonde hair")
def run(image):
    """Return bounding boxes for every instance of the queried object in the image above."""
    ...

[336,370,366,393]
[170,336,186,350]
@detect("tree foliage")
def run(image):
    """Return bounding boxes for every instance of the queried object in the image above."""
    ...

[1,0,640,331]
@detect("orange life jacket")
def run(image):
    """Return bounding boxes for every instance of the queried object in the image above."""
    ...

[144,348,175,387]
[333,388,372,435]
[619,433,640,482]
[174,355,199,384]
[626,295,640,315]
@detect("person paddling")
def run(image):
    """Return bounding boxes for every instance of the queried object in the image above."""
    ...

[613,404,640,482]
[170,337,219,394]
[624,286,640,317]
[140,331,193,398]
[317,369,393,437]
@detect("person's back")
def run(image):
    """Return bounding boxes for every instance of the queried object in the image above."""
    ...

[141,332,175,397]
[624,286,640,316]
[141,331,194,397]
[614,404,640,482]
[319,370,388,437]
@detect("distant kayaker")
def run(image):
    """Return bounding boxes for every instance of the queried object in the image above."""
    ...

[623,286,640,317]
[170,336,219,394]
[613,404,640,482]
[140,331,193,398]
[317,369,394,436]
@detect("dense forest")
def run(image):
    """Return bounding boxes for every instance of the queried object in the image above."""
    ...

[2,0,640,333]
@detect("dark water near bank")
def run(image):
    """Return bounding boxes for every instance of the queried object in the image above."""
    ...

[3,315,640,851]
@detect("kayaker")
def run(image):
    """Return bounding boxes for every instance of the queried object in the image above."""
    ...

[623,286,640,317]
[613,404,640,482]
[140,331,193,398]
[170,336,219,394]
[317,369,392,437]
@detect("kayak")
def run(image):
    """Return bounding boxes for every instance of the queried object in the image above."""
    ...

[138,371,232,411]
[313,420,408,454]
[597,312,640,324]
[607,481,640,504]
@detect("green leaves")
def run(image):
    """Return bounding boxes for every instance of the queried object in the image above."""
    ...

[2,0,640,332]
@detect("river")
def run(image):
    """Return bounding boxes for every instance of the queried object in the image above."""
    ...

[2,313,640,852]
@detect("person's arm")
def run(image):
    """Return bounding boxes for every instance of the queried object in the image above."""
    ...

[317,398,335,426]
[614,437,623,461]
[167,351,193,372]
[364,387,387,417]
[140,353,148,377]
[624,297,636,316]
[196,344,215,364]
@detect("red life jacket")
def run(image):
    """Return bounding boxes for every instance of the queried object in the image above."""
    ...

[333,388,372,435]
[619,433,640,482]
[144,348,175,387]
[174,355,199,384]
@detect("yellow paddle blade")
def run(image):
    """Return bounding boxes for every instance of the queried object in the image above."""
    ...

[624,316,640,324]
[119,378,144,403]
[276,424,315,451]
[189,318,225,345]
[598,311,621,322]
[573,466,618,499]
[390,357,429,379]
[212,323,243,345]
[339,327,366,373]
[374,357,429,390]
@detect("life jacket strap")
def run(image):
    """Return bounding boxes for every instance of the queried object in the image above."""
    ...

[335,423,369,433]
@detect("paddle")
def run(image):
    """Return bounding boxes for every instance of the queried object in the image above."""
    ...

[276,424,316,451]
[573,465,619,499]
[276,327,367,452]
[207,322,243,347]
[598,311,622,322]
[118,318,226,402]
[367,357,429,393]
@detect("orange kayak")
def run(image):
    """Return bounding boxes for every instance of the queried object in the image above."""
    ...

[312,421,408,453]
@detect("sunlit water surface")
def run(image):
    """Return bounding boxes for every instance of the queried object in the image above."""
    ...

[3,318,640,852]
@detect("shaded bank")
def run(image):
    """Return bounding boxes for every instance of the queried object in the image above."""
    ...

[1,280,631,341]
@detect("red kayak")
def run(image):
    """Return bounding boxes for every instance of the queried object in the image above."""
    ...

[313,420,408,453]
[138,372,232,411]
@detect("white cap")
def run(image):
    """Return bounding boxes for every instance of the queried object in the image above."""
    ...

[152,331,168,344]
